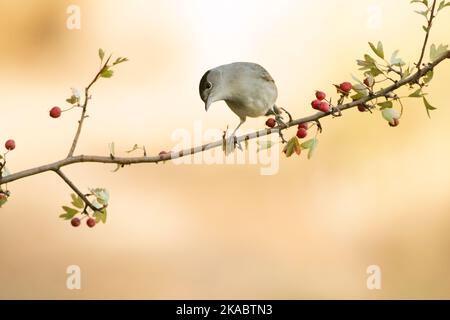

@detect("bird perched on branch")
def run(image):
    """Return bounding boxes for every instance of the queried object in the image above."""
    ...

[199,62,291,153]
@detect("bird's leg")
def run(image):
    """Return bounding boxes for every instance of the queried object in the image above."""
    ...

[225,119,245,154]
[331,106,342,117]
[270,106,290,143]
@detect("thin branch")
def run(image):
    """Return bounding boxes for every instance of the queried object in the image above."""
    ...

[417,0,438,69]
[54,169,99,212]
[1,50,448,187]
[67,55,112,158]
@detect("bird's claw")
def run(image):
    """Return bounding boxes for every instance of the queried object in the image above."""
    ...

[331,106,342,117]
[224,135,243,155]
[280,107,293,123]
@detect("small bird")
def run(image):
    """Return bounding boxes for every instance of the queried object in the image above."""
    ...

[199,62,290,152]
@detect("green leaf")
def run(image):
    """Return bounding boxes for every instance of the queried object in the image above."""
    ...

[423,97,436,118]
[300,138,319,159]
[257,140,274,152]
[300,138,315,149]
[307,139,318,160]
[409,88,424,97]
[100,68,114,78]
[415,9,429,18]
[66,95,79,105]
[70,194,84,209]
[99,48,105,62]
[410,0,428,6]
[59,206,78,220]
[390,50,405,66]
[0,194,7,207]
[112,57,129,65]
[423,70,434,83]
[89,188,110,206]
[369,66,384,77]
[283,137,300,158]
[93,208,107,224]
[430,44,449,61]
[369,41,384,59]
[351,92,366,101]
[401,66,412,80]
[438,0,450,11]
[377,101,393,109]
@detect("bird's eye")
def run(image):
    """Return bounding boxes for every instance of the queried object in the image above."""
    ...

[206,82,212,89]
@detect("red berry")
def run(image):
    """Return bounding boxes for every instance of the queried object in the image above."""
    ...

[389,118,400,127]
[49,106,62,118]
[159,151,168,156]
[339,82,352,93]
[86,218,96,228]
[318,101,330,113]
[315,91,326,101]
[357,104,367,112]
[298,122,308,130]
[5,139,15,151]
[296,128,308,139]
[265,118,276,128]
[311,99,321,109]
[71,218,81,227]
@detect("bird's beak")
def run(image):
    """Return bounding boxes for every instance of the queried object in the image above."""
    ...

[205,97,212,112]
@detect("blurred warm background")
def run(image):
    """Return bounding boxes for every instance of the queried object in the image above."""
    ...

[0,0,449,299]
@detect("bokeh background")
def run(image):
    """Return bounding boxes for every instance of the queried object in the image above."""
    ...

[0,0,450,299]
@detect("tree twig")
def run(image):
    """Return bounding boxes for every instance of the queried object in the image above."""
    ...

[54,169,99,212]
[1,50,448,187]
[417,0,438,69]
[67,55,112,158]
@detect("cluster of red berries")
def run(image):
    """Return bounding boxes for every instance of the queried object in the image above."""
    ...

[4,139,15,151]
[71,217,96,228]
[265,118,309,139]
[311,91,330,113]
[296,122,309,139]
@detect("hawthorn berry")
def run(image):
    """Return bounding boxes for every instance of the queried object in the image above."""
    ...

[389,118,400,127]
[298,122,308,130]
[296,128,308,139]
[5,139,15,151]
[339,82,352,93]
[71,217,81,227]
[86,218,96,228]
[315,91,326,101]
[311,99,321,109]
[49,106,62,118]
[266,118,276,128]
[357,104,367,112]
[318,101,330,113]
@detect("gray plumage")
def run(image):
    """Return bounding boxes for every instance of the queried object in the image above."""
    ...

[199,63,280,153]
[199,62,278,121]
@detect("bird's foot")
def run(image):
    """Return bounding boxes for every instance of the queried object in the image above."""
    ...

[331,105,342,117]
[273,106,293,124]
[223,133,243,155]
[273,116,288,143]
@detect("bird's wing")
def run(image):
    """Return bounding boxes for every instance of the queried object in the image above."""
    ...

[247,63,275,83]
[259,68,275,83]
